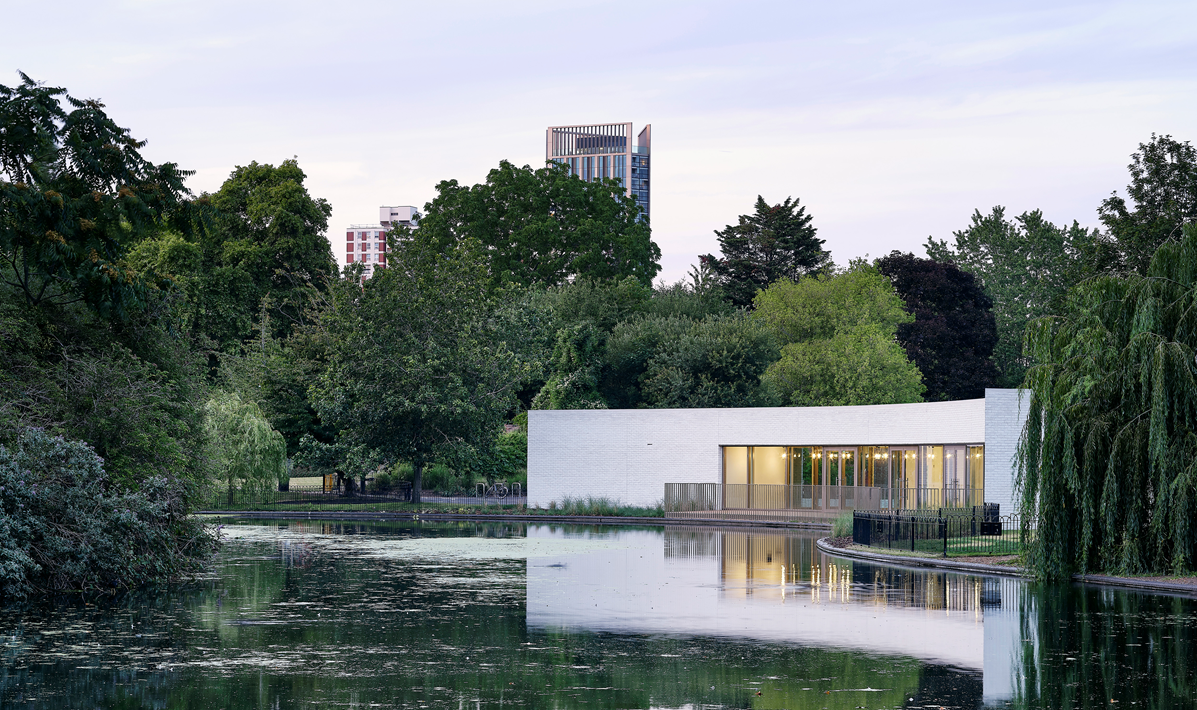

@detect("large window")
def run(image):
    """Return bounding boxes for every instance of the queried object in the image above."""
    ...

[752,447,786,485]
[723,447,748,485]
[719,443,984,511]
[968,445,984,491]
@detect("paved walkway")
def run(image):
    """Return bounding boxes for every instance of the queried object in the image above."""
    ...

[419,495,527,506]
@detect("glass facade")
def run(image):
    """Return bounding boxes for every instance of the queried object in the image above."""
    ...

[721,443,985,512]
[548,122,649,221]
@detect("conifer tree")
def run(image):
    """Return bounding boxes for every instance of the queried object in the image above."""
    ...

[701,196,831,307]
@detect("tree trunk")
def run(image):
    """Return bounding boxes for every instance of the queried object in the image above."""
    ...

[412,462,423,504]
[360,474,368,496]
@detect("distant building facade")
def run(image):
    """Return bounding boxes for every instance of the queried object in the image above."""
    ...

[546,123,650,220]
[344,206,418,279]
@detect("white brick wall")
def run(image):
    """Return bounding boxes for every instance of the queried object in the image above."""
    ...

[982,388,1030,517]
[529,396,1019,508]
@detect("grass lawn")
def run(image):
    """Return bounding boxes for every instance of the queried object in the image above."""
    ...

[845,529,1023,559]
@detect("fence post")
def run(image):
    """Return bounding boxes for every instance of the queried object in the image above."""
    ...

[941,514,947,557]
[910,517,915,552]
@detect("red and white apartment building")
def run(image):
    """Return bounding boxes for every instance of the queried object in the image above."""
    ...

[344,206,419,279]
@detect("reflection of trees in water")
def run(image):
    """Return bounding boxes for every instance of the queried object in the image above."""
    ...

[0,523,931,710]
[1,521,533,708]
[1013,584,1197,708]
[16,523,1192,709]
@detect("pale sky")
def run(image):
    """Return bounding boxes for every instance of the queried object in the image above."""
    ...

[4,0,1195,283]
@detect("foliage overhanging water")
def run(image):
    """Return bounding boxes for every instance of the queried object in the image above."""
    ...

[2,519,1194,709]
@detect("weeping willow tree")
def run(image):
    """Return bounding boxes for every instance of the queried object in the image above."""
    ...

[204,391,287,503]
[1019,224,1197,580]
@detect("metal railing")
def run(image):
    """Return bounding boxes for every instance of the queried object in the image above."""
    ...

[475,482,522,499]
[852,509,1028,557]
[205,483,526,511]
[664,483,984,515]
[889,487,985,510]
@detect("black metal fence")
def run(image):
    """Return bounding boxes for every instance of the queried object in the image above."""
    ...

[852,508,1028,557]
[205,484,526,511]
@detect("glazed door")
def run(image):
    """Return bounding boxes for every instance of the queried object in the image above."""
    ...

[944,446,967,506]
[824,448,857,508]
[889,448,918,510]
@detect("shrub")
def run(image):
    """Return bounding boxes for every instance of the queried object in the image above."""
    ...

[423,463,466,495]
[0,428,218,600]
[371,468,398,493]
[550,495,664,517]
[832,512,853,538]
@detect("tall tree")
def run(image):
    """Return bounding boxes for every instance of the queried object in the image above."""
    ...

[127,160,337,452]
[412,160,660,290]
[0,73,211,491]
[0,72,198,320]
[1019,224,1197,580]
[204,390,287,503]
[129,159,336,351]
[875,252,997,401]
[0,74,217,595]
[603,312,779,409]
[700,196,831,308]
[752,262,924,406]
[311,237,524,503]
[1099,134,1197,275]
[926,207,1102,387]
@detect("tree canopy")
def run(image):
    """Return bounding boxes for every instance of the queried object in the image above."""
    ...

[603,312,778,409]
[1099,134,1197,275]
[525,273,772,411]
[311,237,525,502]
[752,263,924,406]
[0,72,198,320]
[411,160,660,290]
[926,207,1100,388]
[701,196,831,308]
[1018,224,1197,580]
[204,390,287,501]
[875,251,997,401]
[0,74,221,594]
[127,159,336,351]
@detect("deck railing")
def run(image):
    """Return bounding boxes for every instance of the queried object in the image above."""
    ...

[664,483,984,516]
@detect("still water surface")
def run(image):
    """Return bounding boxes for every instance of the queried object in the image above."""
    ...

[2,519,1195,709]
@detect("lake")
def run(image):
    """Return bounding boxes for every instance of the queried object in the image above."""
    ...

[2,519,1194,708]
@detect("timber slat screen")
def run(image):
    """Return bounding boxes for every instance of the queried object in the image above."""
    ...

[851,509,1027,557]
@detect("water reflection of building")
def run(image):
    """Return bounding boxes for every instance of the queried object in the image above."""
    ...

[527,525,1022,705]
[700,528,1012,614]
